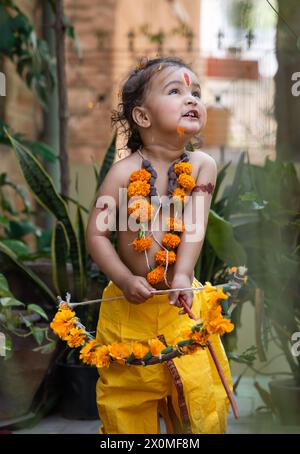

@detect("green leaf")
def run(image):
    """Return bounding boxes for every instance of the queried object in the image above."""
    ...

[51,221,70,296]
[0,297,24,307]
[0,216,10,231]
[6,220,41,239]
[31,326,45,345]
[75,204,87,272]
[206,210,247,265]
[96,132,117,191]
[0,239,29,257]
[33,341,56,354]
[5,131,86,300]
[22,140,58,163]
[0,273,12,298]
[27,304,48,320]
[0,241,56,303]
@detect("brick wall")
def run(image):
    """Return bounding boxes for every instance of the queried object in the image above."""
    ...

[65,0,118,163]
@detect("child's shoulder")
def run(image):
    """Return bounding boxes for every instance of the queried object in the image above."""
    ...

[189,150,217,173]
[106,153,140,186]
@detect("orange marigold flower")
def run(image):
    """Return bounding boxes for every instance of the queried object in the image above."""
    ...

[162,232,181,249]
[130,169,152,182]
[132,236,152,252]
[94,345,111,368]
[128,180,150,198]
[205,317,234,335]
[148,338,165,356]
[132,341,150,359]
[178,173,196,191]
[147,266,165,285]
[229,266,237,273]
[65,327,86,348]
[172,187,188,203]
[50,308,76,340]
[128,198,153,222]
[79,339,97,365]
[174,162,192,175]
[155,249,176,265]
[166,217,185,232]
[191,331,209,346]
[204,287,229,306]
[108,342,130,364]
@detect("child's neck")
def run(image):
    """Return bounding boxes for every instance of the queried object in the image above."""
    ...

[141,144,187,166]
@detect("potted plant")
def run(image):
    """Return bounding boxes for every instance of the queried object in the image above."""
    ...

[0,272,56,421]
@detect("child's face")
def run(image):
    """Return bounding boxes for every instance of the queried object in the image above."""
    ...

[142,66,207,138]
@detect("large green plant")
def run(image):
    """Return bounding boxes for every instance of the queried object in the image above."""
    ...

[234,158,300,384]
[1,131,116,319]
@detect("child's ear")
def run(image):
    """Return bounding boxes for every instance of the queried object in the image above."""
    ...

[132,106,151,128]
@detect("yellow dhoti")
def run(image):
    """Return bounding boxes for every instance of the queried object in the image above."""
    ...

[96,277,232,434]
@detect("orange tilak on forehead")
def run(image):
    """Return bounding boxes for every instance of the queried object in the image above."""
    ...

[183,72,190,87]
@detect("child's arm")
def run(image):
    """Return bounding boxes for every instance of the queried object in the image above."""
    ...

[86,162,154,303]
[169,153,217,312]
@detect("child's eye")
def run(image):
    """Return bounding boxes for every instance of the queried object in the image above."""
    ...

[168,88,179,95]
[192,91,201,98]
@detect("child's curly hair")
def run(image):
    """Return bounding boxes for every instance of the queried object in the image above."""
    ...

[112,56,196,153]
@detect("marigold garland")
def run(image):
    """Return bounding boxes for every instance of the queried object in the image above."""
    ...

[162,233,181,249]
[128,180,150,198]
[155,250,176,265]
[50,281,235,369]
[126,151,196,285]
[132,237,152,252]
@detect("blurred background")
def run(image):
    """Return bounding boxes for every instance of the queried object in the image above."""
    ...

[0,0,299,434]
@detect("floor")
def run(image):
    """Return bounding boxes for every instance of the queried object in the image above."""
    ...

[7,377,300,434]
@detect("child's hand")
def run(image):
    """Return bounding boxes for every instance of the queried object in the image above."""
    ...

[169,274,193,315]
[121,275,155,304]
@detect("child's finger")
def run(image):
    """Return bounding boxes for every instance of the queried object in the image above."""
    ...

[169,290,179,305]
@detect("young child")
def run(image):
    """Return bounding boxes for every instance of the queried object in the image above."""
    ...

[86,57,232,434]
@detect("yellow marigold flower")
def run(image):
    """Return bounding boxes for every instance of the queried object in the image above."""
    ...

[94,345,111,368]
[148,338,165,356]
[128,180,150,198]
[174,162,192,175]
[204,287,229,306]
[79,339,97,365]
[130,169,151,182]
[178,173,196,191]
[128,198,153,222]
[205,317,234,335]
[166,217,185,232]
[162,233,181,249]
[147,266,165,285]
[132,236,152,252]
[191,331,209,346]
[132,341,150,359]
[172,187,188,203]
[155,250,176,265]
[108,342,130,364]
[65,327,86,348]
[50,308,76,340]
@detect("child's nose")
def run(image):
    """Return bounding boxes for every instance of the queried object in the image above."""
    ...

[185,97,197,105]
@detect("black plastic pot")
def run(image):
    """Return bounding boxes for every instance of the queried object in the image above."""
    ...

[269,379,300,426]
[57,362,99,420]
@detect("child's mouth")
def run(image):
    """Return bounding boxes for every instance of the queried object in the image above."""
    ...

[182,110,200,120]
